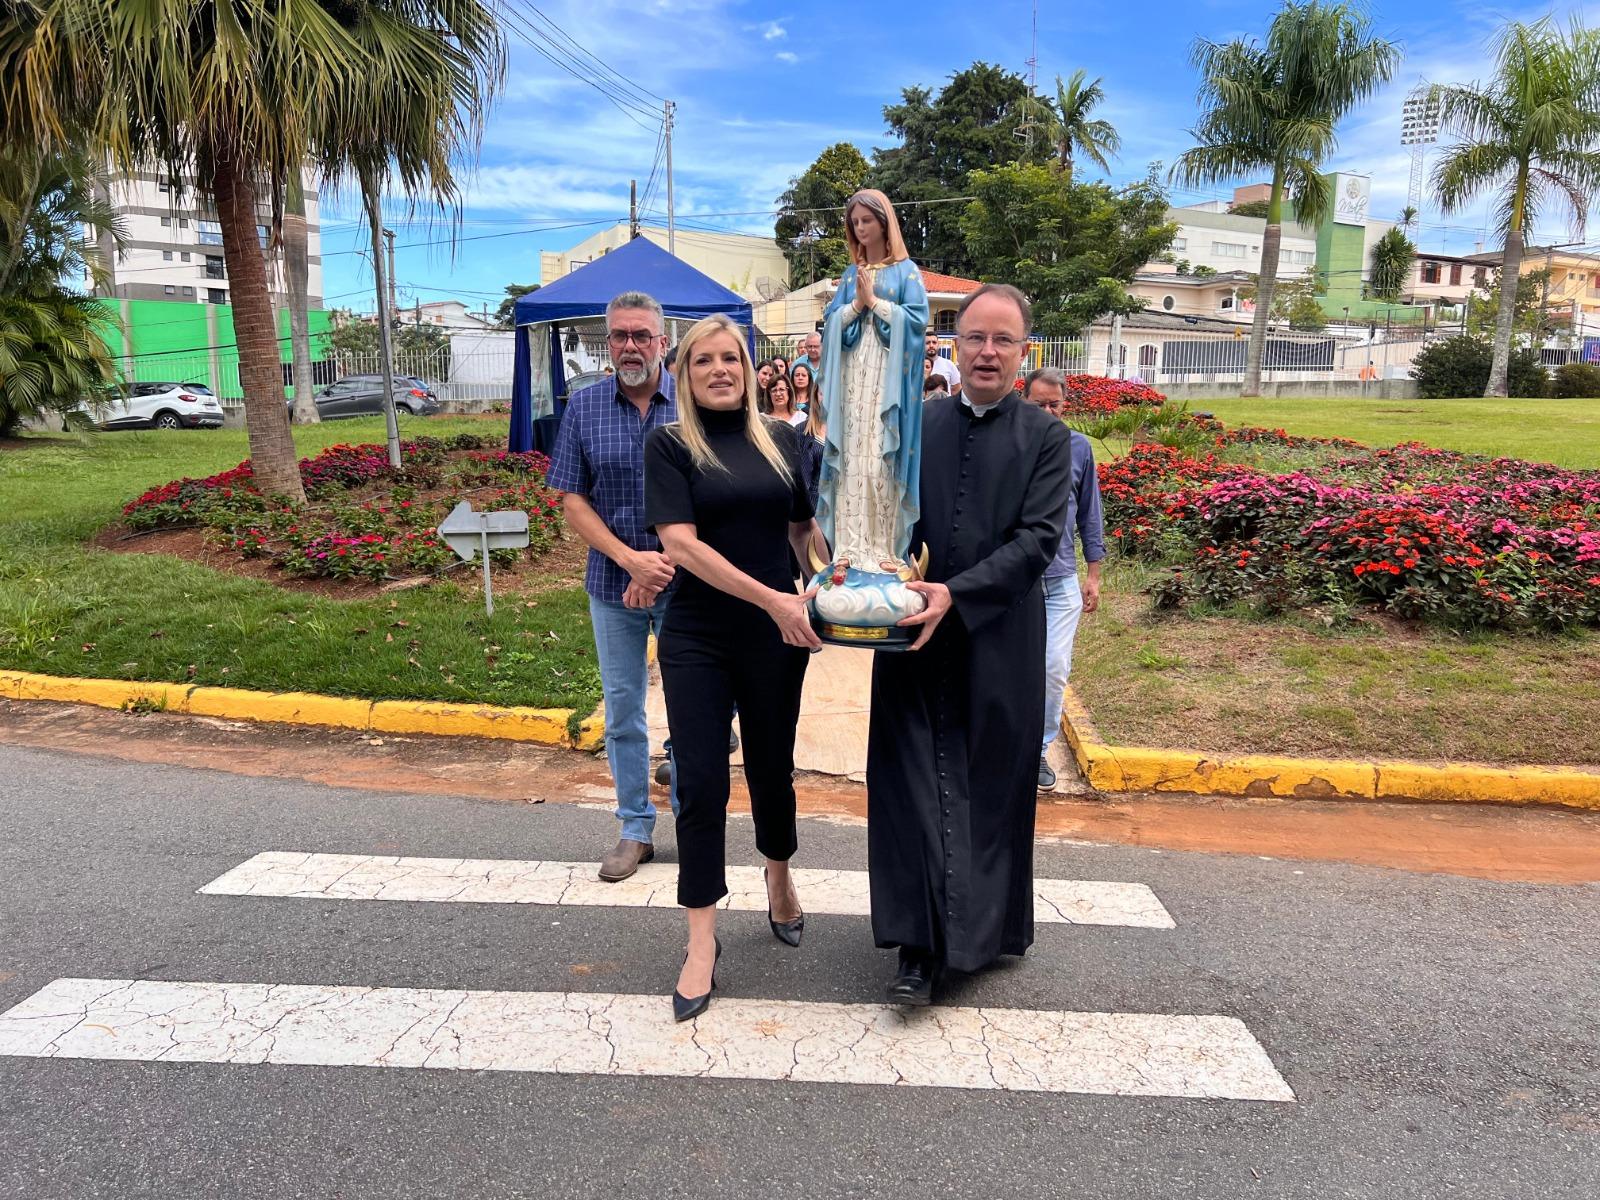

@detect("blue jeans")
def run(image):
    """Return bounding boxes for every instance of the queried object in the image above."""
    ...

[589,594,678,843]
[1041,574,1084,753]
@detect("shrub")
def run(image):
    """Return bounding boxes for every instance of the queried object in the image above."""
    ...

[1412,335,1547,398]
[1551,361,1600,399]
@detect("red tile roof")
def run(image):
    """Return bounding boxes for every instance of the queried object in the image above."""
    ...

[920,269,983,294]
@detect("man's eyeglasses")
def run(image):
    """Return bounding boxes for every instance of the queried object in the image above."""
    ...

[956,333,1024,354]
[607,329,661,347]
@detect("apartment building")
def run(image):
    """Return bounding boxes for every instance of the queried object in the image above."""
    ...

[93,170,324,307]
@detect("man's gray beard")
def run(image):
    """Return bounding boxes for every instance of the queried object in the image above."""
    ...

[617,360,655,387]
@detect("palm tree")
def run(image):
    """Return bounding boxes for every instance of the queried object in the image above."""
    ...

[1398,204,1419,230]
[1430,18,1600,397]
[0,1,502,502]
[1044,70,1121,176]
[1172,1,1399,396]
[0,145,121,436]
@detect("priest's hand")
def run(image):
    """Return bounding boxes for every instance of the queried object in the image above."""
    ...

[766,585,823,649]
[898,580,952,651]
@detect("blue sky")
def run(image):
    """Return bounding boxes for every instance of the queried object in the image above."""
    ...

[320,0,1600,315]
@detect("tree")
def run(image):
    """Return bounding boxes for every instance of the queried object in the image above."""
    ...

[1430,18,1600,397]
[328,309,448,359]
[1398,204,1419,230]
[494,283,539,329]
[960,163,1177,335]
[0,146,120,436]
[0,1,504,503]
[774,142,868,288]
[1172,1,1399,395]
[1367,226,1417,301]
[1466,267,1551,337]
[1228,198,1271,218]
[867,62,1051,273]
[1250,268,1329,329]
[1038,70,1121,176]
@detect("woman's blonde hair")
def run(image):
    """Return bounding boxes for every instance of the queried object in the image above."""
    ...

[670,314,793,486]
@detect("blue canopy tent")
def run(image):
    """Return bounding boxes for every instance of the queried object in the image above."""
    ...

[509,236,756,452]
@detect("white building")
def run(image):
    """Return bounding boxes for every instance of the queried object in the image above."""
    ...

[93,169,324,307]
[539,224,789,300]
[397,300,496,331]
[1159,207,1321,278]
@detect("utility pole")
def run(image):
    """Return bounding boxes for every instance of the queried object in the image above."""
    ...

[629,179,639,239]
[382,227,398,326]
[664,99,676,256]
[360,171,402,469]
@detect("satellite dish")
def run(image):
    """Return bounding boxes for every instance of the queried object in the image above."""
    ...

[754,276,790,302]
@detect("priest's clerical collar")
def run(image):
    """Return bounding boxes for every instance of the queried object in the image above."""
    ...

[960,391,1006,418]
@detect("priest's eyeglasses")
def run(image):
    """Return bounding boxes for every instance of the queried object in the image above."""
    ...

[607,329,662,346]
[956,333,1023,353]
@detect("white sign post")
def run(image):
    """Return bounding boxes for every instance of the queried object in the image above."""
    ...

[437,500,530,616]
[1333,173,1372,226]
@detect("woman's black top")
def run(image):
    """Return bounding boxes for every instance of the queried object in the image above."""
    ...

[644,406,813,628]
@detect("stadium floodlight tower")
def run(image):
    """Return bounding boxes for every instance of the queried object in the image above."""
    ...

[1400,85,1443,214]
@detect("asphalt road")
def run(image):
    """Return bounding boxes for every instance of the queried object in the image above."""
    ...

[1,741,1596,1200]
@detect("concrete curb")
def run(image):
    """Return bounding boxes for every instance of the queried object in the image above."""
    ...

[1060,687,1600,811]
[0,670,604,751]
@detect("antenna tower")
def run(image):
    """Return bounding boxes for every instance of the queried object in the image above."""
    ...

[1016,0,1040,143]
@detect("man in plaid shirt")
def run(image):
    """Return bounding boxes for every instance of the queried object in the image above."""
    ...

[548,291,681,882]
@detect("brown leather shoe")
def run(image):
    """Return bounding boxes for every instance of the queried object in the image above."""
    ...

[598,838,655,882]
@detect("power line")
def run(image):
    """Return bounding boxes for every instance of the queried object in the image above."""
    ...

[495,2,662,132]
[510,1,665,108]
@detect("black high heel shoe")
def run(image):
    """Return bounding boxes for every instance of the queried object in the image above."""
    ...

[764,866,805,948]
[672,936,721,1023]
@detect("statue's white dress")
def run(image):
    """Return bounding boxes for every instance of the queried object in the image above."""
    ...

[831,295,899,568]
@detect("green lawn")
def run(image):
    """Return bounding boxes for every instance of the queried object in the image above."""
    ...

[1193,397,1600,468]
[0,417,602,719]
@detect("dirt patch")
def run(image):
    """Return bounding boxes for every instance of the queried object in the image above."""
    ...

[4,699,1599,885]
[92,519,588,600]
[0,435,75,451]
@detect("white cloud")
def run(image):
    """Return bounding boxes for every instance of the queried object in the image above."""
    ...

[763,21,788,41]
[776,50,798,64]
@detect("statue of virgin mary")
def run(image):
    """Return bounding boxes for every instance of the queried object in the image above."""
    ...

[810,191,930,645]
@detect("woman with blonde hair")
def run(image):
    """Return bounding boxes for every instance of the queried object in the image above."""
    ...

[644,313,825,1022]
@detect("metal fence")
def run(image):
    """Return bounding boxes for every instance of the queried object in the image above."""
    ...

[114,325,1541,409]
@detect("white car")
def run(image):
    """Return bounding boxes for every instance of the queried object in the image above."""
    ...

[94,382,226,431]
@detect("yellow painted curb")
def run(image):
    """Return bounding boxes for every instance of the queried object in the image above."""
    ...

[14,673,189,713]
[369,699,569,743]
[3,670,605,750]
[1061,686,1600,811]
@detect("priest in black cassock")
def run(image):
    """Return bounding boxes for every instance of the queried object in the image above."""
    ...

[869,283,1073,1005]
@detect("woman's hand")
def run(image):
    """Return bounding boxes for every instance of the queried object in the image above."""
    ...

[766,586,822,649]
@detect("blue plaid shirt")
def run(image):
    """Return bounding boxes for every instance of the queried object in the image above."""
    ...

[547,372,678,604]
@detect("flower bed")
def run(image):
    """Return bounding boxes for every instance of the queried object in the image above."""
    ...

[121,434,563,585]
[1100,427,1600,630]
[1012,375,1165,414]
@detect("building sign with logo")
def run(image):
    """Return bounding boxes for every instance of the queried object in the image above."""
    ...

[1333,173,1372,226]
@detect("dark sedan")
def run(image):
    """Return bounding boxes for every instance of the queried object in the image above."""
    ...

[290,375,442,420]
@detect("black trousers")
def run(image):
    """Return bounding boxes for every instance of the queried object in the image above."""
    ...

[659,613,809,909]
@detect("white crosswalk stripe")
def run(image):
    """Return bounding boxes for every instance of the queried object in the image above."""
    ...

[198,852,1177,929]
[0,977,1294,1102]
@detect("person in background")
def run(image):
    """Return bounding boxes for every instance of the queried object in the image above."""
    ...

[922,374,949,403]
[798,384,827,515]
[547,290,679,883]
[770,354,789,382]
[645,313,824,1021]
[925,329,960,392]
[767,375,805,427]
[792,330,823,380]
[755,359,777,414]
[1021,367,1104,790]
[790,362,820,417]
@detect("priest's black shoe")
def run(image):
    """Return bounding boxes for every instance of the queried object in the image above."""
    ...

[672,937,722,1023]
[885,949,937,1006]
[763,866,805,948]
